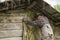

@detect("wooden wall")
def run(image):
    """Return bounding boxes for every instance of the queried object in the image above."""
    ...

[0,11,26,40]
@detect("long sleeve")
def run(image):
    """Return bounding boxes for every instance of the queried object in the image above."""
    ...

[25,20,38,26]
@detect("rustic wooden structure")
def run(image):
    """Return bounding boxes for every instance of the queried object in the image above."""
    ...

[0,0,60,26]
[0,0,60,40]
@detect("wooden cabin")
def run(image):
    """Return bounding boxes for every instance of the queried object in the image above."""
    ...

[0,0,60,40]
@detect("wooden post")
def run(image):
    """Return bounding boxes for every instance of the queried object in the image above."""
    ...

[5,0,9,9]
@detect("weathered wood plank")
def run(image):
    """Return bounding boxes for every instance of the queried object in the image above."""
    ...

[0,37,22,40]
[0,30,22,38]
[0,16,24,23]
[0,23,22,30]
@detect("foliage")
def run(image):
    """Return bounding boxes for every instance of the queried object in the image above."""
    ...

[54,5,60,12]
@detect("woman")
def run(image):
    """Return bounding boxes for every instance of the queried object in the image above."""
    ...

[23,14,54,40]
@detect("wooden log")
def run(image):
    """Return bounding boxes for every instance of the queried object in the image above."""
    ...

[0,23,22,30]
[0,37,22,40]
[0,30,22,38]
